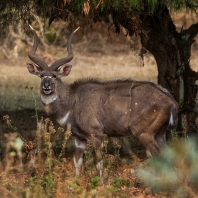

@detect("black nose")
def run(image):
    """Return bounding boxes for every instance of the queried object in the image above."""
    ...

[44,81,50,89]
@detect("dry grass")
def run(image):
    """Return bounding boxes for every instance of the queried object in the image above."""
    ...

[0,118,151,198]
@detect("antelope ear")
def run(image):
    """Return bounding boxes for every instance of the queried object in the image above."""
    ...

[58,64,72,77]
[26,62,41,76]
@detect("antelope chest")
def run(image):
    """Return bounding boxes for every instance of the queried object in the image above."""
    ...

[41,94,58,105]
[44,104,51,113]
[41,94,58,114]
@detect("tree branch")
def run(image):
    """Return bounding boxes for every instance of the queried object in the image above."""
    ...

[180,23,198,40]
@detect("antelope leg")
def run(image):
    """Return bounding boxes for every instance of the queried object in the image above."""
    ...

[73,138,86,176]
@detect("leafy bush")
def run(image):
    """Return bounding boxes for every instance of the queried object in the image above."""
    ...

[138,138,198,197]
[88,176,101,189]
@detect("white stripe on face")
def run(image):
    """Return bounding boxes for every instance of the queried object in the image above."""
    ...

[43,76,55,79]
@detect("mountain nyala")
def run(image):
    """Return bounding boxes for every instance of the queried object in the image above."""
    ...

[26,26,178,176]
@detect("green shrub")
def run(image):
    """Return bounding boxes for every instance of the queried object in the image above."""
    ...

[138,138,198,197]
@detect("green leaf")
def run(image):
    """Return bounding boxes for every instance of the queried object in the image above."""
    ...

[14,137,24,150]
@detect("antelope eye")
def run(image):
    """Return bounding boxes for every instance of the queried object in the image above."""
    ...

[40,74,44,78]
[52,74,57,78]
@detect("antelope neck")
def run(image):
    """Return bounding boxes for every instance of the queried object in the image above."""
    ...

[41,94,58,105]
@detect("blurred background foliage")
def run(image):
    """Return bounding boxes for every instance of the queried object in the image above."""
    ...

[138,138,198,197]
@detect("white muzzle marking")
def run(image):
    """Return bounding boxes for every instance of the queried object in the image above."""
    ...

[43,89,51,95]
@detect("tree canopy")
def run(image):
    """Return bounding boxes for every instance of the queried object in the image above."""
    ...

[1,0,198,28]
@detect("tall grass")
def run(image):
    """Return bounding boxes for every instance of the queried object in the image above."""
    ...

[1,116,144,197]
[2,113,198,197]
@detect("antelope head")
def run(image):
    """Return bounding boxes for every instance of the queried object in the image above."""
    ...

[26,27,80,96]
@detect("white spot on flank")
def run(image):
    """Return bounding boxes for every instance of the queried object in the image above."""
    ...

[57,111,70,126]
[75,139,86,149]
[135,103,137,105]
[161,87,169,94]
[154,109,156,112]
[41,94,57,105]
[169,111,174,126]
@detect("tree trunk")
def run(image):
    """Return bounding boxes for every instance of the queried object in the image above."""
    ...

[118,5,198,135]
